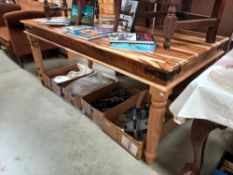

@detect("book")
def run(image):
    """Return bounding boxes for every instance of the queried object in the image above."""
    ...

[109,33,155,44]
[117,0,139,32]
[63,25,91,32]
[40,17,71,26]
[67,25,112,40]
[111,42,157,53]
[70,0,96,26]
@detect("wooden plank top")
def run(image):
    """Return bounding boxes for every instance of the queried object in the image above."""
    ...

[22,19,229,90]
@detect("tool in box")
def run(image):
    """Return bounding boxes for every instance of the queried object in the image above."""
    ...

[117,104,149,141]
[92,88,131,111]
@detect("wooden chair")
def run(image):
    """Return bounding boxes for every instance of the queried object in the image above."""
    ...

[44,0,70,18]
[0,0,57,67]
[114,0,227,49]
[227,31,233,51]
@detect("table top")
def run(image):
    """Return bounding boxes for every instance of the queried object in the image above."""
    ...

[170,49,233,128]
[22,19,228,91]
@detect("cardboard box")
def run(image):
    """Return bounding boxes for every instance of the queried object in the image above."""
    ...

[82,89,176,159]
[43,63,91,97]
[81,86,147,159]
[43,64,80,96]
[101,115,145,159]
[81,82,142,120]
[62,72,115,108]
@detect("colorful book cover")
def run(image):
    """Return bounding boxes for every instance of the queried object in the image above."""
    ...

[117,0,139,32]
[70,0,96,25]
[111,42,157,53]
[67,25,112,40]
[109,33,155,44]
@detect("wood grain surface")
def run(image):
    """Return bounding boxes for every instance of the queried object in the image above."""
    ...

[22,18,228,164]
[22,19,228,89]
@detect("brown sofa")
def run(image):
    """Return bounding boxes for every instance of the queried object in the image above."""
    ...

[0,0,59,67]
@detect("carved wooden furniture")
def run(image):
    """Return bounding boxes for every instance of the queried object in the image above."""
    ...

[164,0,227,49]
[0,1,56,67]
[44,0,100,24]
[114,0,227,49]
[22,18,228,164]
[170,48,233,174]
[73,0,101,25]
[44,0,71,18]
[181,120,226,175]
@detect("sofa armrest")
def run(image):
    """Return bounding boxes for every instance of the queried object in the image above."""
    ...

[4,10,46,28]
[0,4,21,26]
[3,10,49,57]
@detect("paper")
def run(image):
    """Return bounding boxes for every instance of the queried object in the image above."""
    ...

[53,63,93,84]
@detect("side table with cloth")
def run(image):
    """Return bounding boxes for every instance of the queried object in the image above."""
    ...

[170,49,233,175]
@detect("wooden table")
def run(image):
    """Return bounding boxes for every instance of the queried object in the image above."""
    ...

[22,19,228,164]
[170,49,233,174]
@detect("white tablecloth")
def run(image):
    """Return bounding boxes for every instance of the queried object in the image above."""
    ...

[170,49,233,128]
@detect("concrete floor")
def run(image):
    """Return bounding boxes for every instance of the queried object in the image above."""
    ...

[1,50,233,175]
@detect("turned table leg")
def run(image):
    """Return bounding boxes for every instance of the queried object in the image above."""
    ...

[182,119,226,175]
[145,87,171,164]
[163,2,178,49]
[27,35,45,84]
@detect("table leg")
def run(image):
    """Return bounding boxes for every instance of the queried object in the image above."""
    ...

[206,0,227,43]
[145,87,171,164]
[27,35,45,83]
[113,0,121,32]
[163,2,177,49]
[181,119,226,175]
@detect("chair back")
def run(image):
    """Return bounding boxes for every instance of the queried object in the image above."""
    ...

[136,0,192,28]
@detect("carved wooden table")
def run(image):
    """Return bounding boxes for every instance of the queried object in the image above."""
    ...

[170,49,233,174]
[182,120,226,175]
[22,19,228,164]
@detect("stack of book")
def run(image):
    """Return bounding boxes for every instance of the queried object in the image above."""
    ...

[109,33,157,52]
[64,25,113,40]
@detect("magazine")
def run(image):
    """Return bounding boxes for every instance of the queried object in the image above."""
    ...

[109,33,155,44]
[111,42,157,53]
[70,0,96,25]
[117,0,138,32]
[40,17,71,26]
[67,25,112,40]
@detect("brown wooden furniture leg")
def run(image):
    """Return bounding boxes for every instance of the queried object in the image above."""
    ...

[181,119,226,175]
[63,0,68,17]
[163,3,177,49]
[144,2,151,27]
[27,35,45,84]
[206,0,227,43]
[113,0,121,32]
[95,0,99,19]
[145,87,171,164]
